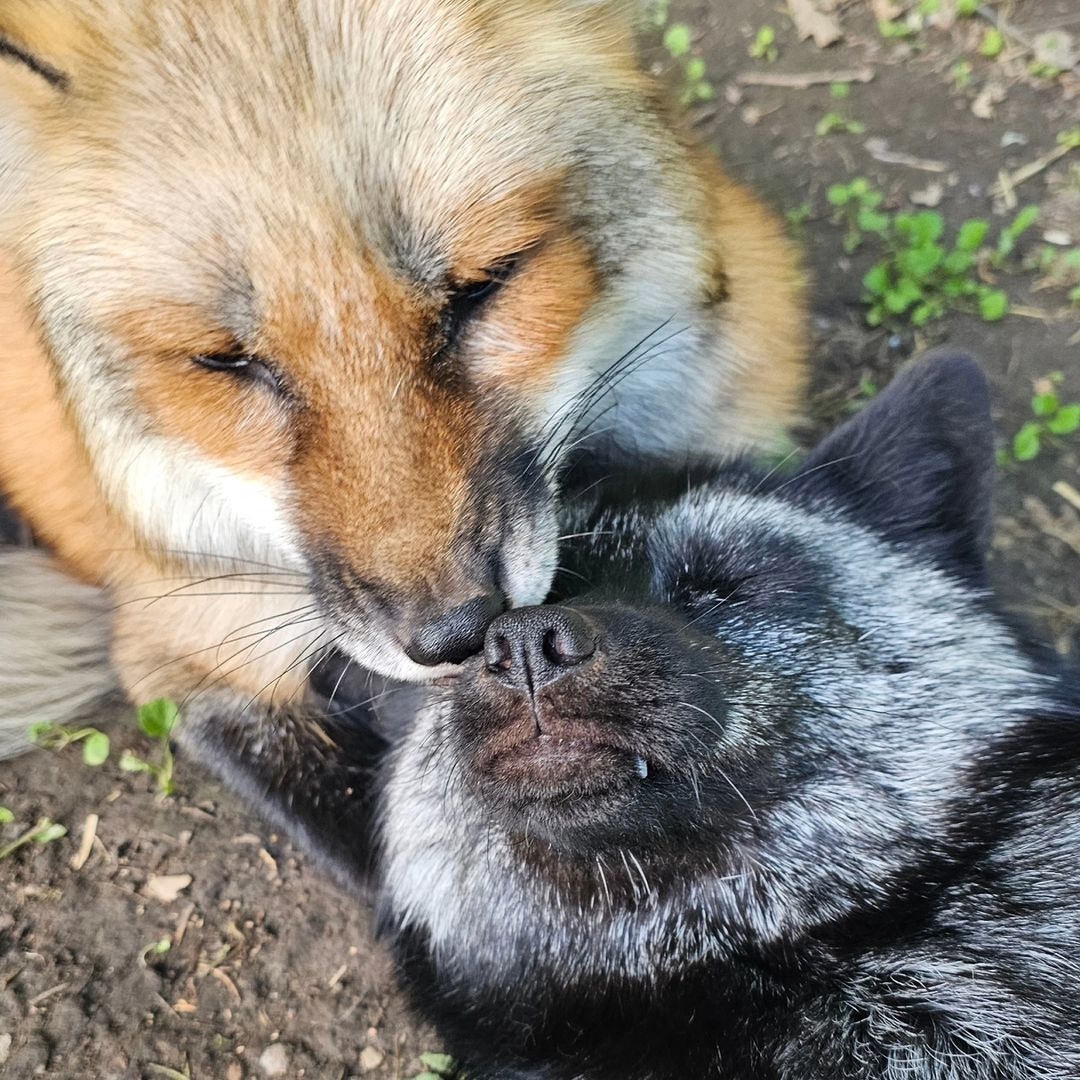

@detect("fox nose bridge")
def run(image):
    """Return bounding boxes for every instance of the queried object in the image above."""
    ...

[483,606,597,694]
[406,589,508,667]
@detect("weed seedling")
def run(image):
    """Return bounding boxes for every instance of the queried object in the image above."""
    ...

[29,721,110,767]
[0,818,67,862]
[120,698,180,797]
[141,938,173,966]
[879,19,917,39]
[980,27,1005,58]
[993,205,1039,265]
[1003,374,1080,463]
[816,112,865,136]
[955,0,978,16]
[830,184,1038,328]
[653,10,714,106]
[826,178,889,253]
[662,22,692,58]
[749,26,778,62]
[0,806,14,825]
[411,1052,461,1080]
[950,60,973,91]
[862,211,1012,326]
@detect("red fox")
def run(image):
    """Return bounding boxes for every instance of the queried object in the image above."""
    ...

[0,1,805,763]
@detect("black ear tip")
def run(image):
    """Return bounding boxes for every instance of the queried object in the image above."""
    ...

[891,349,992,422]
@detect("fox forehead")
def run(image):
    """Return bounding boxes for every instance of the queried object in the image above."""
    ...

[15,0,637,309]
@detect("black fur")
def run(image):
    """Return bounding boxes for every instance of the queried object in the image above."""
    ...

[186,353,1080,1078]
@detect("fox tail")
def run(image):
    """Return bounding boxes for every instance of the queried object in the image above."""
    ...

[0,547,119,759]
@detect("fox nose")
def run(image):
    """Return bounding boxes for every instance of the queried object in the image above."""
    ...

[406,590,507,667]
[483,606,596,694]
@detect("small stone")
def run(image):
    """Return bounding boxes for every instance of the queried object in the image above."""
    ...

[258,1043,289,1077]
[910,181,944,207]
[226,1064,244,1080]
[359,1046,385,1071]
[1043,229,1073,247]
[0,1033,11,1066]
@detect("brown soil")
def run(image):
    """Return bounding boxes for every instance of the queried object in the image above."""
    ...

[2,2,1079,1077]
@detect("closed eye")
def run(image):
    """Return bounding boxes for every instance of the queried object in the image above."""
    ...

[192,352,284,395]
[438,254,522,355]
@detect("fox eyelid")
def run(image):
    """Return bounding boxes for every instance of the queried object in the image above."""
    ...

[191,352,284,395]
[437,253,523,358]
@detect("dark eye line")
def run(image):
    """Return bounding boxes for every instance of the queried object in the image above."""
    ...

[192,352,285,395]
[436,252,525,358]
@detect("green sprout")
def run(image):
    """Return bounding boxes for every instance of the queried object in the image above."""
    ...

[120,698,181,797]
[0,818,67,862]
[1003,374,1080,463]
[980,27,1005,58]
[826,178,889,254]
[749,26,778,62]
[29,721,110,767]
[411,1052,461,1080]
[663,23,692,58]
[816,112,865,136]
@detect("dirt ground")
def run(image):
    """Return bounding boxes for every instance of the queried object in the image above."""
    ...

[2,2,1079,1077]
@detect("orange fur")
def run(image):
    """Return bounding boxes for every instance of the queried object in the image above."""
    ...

[0,0,808,704]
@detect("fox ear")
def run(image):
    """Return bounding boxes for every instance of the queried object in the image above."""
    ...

[0,7,77,233]
[793,352,995,581]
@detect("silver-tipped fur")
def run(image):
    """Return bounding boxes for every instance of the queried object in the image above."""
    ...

[0,548,118,758]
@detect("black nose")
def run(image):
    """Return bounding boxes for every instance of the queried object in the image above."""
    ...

[406,590,507,667]
[483,606,596,693]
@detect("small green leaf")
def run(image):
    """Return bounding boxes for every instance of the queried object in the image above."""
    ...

[664,23,692,57]
[911,302,935,326]
[956,0,978,15]
[856,209,890,234]
[827,184,852,207]
[955,219,989,252]
[1001,207,1039,251]
[28,721,54,744]
[863,263,891,295]
[884,277,923,314]
[82,731,111,767]
[33,821,68,845]
[411,1074,443,1080]
[0,807,14,825]
[1013,422,1042,461]
[1032,392,1060,417]
[138,698,179,740]
[1047,404,1080,435]
[685,57,706,81]
[419,1053,457,1075]
[898,244,944,279]
[830,82,850,99]
[978,289,1008,321]
[120,751,154,774]
[749,25,776,60]
[980,27,1005,58]
[942,250,974,276]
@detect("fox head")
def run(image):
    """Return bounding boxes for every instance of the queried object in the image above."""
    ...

[0,0,795,680]
[380,354,1057,993]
